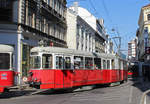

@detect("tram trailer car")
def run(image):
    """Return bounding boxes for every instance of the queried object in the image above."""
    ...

[0,44,16,93]
[28,47,128,90]
[128,63,139,78]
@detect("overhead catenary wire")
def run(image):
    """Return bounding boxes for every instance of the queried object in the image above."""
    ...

[88,0,98,16]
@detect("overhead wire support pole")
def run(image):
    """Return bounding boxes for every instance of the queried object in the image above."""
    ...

[112,36,121,56]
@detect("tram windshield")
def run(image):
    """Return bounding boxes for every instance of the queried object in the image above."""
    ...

[0,53,10,70]
[30,56,41,69]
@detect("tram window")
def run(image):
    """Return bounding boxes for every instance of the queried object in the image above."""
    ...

[111,59,115,69]
[30,56,41,69]
[103,60,106,69]
[65,57,71,69]
[0,53,10,70]
[11,54,14,69]
[123,61,127,70]
[42,54,53,69]
[74,56,84,69]
[120,61,123,69]
[119,60,121,69]
[94,58,101,69]
[85,57,93,69]
[107,60,110,69]
[56,56,63,69]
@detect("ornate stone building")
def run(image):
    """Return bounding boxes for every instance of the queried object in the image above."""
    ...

[0,0,67,84]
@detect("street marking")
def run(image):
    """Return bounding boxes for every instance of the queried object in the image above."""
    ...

[144,96,146,104]
[129,86,133,103]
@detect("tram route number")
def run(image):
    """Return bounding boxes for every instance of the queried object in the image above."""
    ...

[1,73,7,80]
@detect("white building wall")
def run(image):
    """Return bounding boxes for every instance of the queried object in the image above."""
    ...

[66,9,77,50]
[67,8,96,52]
[69,6,109,53]
[69,7,97,31]
[78,8,97,31]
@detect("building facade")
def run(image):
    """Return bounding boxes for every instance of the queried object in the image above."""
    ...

[66,3,109,53]
[66,8,95,52]
[137,4,150,62]
[136,4,150,76]
[128,38,137,61]
[0,0,67,84]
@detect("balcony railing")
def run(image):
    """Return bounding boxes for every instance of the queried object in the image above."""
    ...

[144,20,150,25]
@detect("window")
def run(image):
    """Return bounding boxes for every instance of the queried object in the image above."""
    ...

[74,56,84,69]
[50,24,54,36]
[147,14,150,21]
[111,59,115,69]
[28,9,32,27]
[58,2,61,14]
[53,24,56,37]
[119,60,121,69]
[30,56,41,69]
[41,16,44,32]
[56,56,63,69]
[54,0,57,11]
[103,60,106,69]
[48,0,50,6]
[42,54,53,69]
[85,57,93,69]
[123,61,127,70]
[45,20,49,34]
[0,53,10,70]
[107,60,110,69]
[0,1,12,22]
[65,57,71,69]
[52,0,55,9]
[94,58,101,69]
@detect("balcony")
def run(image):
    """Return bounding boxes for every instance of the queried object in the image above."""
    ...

[144,20,150,25]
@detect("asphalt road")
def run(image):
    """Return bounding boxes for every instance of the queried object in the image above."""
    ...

[0,78,149,104]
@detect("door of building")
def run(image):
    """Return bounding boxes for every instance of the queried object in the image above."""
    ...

[22,44,30,77]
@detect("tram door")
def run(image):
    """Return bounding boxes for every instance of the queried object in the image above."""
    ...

[55,55,64,88]
[63,56,72,88]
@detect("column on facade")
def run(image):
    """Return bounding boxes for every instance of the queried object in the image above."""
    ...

[89,34,91,52]
[81,28,84,51]
[93,33,95,52]
[79,27,82,50]
[16,33,22,85]
[83,29,86,51]
[87,32,89,52]
[91,34,93,52]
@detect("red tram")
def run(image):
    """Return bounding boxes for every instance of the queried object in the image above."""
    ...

[28,46,128,90]
[128,63,139,78]
[0,44,16,93]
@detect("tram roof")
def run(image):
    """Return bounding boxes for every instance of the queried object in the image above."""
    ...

[95,53,116,59]
[31,46,116,59]
[31,46,74,54]
[0,44,14,53]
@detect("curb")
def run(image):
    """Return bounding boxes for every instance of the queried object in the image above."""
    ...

[140,89,150,104]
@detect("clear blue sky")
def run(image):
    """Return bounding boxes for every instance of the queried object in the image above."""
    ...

[67,0,150,54]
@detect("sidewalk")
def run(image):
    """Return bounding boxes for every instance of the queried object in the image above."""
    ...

[134,77,150,104]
